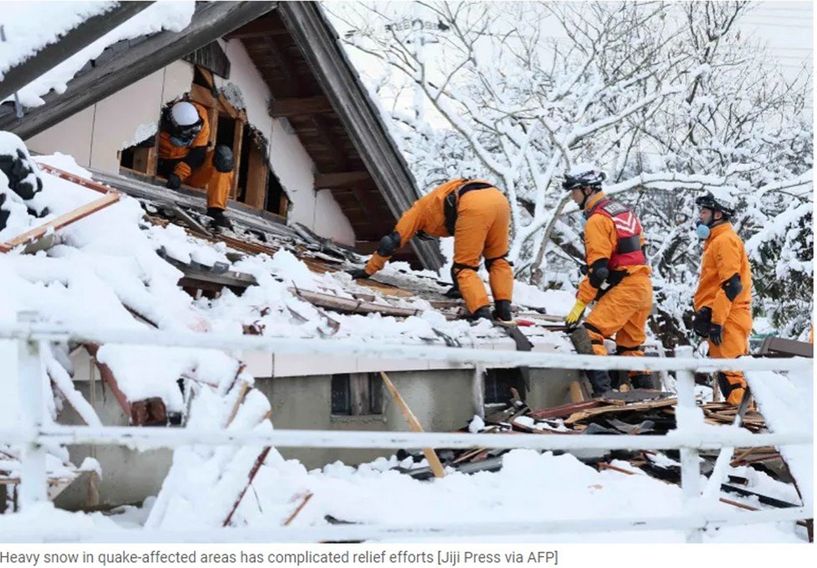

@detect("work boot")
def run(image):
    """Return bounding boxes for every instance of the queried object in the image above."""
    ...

[207,207,233,229]
[630,372,659,390]
[585,369,613,396]
[569,325,595,355]
[444,286,462,299]
[468,306,493,321]
[493,300,512,323]
[717,372,747,406]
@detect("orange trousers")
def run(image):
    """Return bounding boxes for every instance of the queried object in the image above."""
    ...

[584,271,653,378]
[709,305,751,404]
[186,149,233,210]
[453,188,513,313]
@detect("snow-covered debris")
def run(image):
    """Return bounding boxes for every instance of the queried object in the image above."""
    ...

[1,1,195,107]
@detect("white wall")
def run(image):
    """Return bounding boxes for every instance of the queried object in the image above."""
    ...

[27,63,193,172]
[26,42,358,246]
[218,38,356,245]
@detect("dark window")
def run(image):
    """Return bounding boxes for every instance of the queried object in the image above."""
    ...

[367,373,383,414]
[483,369,525,405]
[331,372,383,416]
[331,373,351,415]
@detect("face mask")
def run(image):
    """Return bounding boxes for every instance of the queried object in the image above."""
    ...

[169,134,195,147]
[695,221,710,240]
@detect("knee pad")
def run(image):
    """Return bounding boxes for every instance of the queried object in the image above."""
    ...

[721,273,743,301]
[616,344,643,356]
[484,253,508,272]
[376,231,401,257]
[213,145,234,173]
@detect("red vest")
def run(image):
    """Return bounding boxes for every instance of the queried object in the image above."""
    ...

[587,198,646,269]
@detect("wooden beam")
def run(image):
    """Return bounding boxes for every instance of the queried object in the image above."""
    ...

[269,95,332,117]
[1,2,277,138]
[260,36,300,97]
[244,145,269,209]
[224,15,290,40]
[314,170,370,188]
[0,193,120,253]
[230,119,245,199]
[379,371,446,479]
[0,2,153,102]
[182,41,231,79]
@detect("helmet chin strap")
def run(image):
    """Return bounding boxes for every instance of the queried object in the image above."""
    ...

[579,187,593,210]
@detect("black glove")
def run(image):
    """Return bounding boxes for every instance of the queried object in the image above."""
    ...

[166,173,181,190]
[347,268,369,279]
[692,307,712,337]
[709,323,723,346]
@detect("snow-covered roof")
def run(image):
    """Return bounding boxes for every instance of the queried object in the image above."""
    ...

[1,152,575,409]
[0,2,195,107]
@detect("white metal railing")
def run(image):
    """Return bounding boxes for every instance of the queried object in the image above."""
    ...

[0,319,812,543]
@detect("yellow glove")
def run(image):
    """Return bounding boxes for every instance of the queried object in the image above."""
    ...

[565,299,587,326]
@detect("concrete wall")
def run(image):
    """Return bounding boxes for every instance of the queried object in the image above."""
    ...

[26,43,356,245]
[58,348,578,509]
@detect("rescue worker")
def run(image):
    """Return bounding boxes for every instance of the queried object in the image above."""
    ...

[348,179,514,322]
[157,99,235,228]
[563,166,654,396]
[692,192,753,405]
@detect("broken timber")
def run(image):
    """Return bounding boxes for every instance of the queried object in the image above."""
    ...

[0,193,120,253]
[379,371,446,478]
[83,344,167,426]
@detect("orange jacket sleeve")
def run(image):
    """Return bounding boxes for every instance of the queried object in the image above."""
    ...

[711,235,743,325]
[577,214,616,304]
[364,197,428,275]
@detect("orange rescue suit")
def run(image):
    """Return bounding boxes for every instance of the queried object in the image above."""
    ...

[364,179,513,314]
[693,222,753,404]
[158,101,233,210]
[579,192,653,373]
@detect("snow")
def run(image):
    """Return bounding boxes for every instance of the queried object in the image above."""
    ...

[1,1,195,107]
[746,371,813,511]
[12,148,796,537]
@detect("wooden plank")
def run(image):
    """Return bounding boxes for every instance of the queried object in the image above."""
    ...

[224,15,290,40]
[222,447,271,527]
[314,170,370,188]
[183,41,231,79]
[529,400,601,421]
[37,163,115,194]
[260,35,300,97]
[269,95,333,117]
[189,83,218,109]
[83,344,131,420]
[564,398,678,425]
[379,372,445,479]
[291,288,422,318]
[0,193,120,252]
[2,2,277,138]
[283,492,314,526]
[231,119,245,200]
[279,192,289,218]
[132,146,156,175]
[244,145,268,209]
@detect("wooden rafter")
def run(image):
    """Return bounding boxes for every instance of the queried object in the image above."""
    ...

[269,95,333,117]
[314,170,370,188]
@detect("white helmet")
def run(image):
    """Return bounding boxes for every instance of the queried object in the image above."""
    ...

[170,101,200,127]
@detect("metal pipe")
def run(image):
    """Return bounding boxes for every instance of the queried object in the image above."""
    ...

[0,323,810,373]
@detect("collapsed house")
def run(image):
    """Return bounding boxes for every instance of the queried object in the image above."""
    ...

[0,2,811,541]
